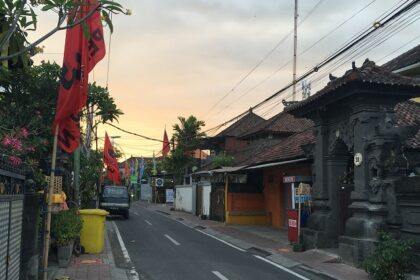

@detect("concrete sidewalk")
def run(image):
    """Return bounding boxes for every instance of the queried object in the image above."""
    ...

[51,225,129,280]
[138,200,368,280]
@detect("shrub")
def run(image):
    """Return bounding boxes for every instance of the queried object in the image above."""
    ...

[364,232,415,280]
[51,209,83,246]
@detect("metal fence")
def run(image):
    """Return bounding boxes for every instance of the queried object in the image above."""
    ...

[0,159,26,280]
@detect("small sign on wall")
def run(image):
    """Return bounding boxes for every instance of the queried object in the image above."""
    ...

[354,153,363,166]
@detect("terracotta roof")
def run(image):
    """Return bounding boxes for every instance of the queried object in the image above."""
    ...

[382,44,420,72]
[249,128,315,165]
[229,139,283,166]
[395,100,420,149]
[230,127,315,166]
[216,111,265,138]
[240,112,313,138]
[286,59,420,114]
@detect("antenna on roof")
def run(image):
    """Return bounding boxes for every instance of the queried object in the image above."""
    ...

[292,0,298,101]
[302,80,311,100]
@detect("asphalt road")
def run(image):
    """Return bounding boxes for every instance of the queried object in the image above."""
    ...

[111,203,307,280]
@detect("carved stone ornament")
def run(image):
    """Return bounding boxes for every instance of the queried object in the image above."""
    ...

[354,153,363,166]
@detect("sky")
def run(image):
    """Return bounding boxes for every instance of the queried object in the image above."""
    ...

[29,0,420,158]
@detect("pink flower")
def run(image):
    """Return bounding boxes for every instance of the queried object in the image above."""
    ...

[10,138,22,151]
[9,156,22,166]
[2,136,22,151]
[20,128,29,138]
[2,135,13,146]
[26,146,36,152]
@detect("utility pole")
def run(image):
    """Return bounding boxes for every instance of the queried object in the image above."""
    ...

[292,0,298,101]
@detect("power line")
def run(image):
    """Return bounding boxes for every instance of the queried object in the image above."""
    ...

[213,0,378,117]
[203,0,325,118]
[203,0,420,134]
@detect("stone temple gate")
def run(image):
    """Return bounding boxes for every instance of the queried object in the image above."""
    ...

[286,59,420,265]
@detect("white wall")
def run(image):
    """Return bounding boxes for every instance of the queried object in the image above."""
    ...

[140,184,152,201]
[175,185,192,213]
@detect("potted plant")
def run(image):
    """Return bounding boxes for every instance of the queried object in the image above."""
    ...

[51,209,83,268]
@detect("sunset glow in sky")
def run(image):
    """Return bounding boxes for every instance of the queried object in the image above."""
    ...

[30,0,420,157]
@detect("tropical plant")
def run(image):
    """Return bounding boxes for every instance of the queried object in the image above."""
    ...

[79,149,103,208]
[163,115,206,183]
[172,115,206,150]
[363,232,416,280]
[0,0,129,65]
[212,154,234,167]
[51,209,83,246]
[0,61,123,185]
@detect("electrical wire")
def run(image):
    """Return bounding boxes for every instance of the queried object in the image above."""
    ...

[203,0,420,134]
[203,0,325,118]
[213,0,378,117]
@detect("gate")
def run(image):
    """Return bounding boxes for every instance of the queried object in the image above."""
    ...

[210,187,225,222]
[0,160,26,280]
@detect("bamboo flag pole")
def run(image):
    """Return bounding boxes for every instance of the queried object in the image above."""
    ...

[42,125,59,280]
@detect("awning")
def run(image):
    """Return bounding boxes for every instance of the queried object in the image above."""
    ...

[245,158,308,170]
[192,165,247,176]
[211,166,248,173]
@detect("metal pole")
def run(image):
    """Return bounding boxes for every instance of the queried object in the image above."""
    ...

[224,173,228,222]
[298,192,301,245]
[42,125,59,280]
[292,0,298,101]
[74,145,80,207]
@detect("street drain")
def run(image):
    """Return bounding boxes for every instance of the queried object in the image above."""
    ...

[194,225,206,230]
[177,217,184,221]
[247,247,271,257]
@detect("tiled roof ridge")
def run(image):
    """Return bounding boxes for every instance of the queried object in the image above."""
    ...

[286,59,420,113]
[216,111,265,137]
[381,44,420,72]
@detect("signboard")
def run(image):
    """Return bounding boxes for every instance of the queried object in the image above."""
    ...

[297,183,311,195]
[155,178,164,187]
[354,153,363,166]
[283,176,296,183]
[293,185,312,205]
[165,189,174,203]
[130,176,138,184]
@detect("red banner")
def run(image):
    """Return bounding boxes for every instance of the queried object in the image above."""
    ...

[53,0,105,153]
[104,133,121,185]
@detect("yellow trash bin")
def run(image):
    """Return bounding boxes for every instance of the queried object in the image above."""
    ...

[79,209,109,253]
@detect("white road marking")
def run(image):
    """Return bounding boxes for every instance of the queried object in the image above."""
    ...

[196,229,246,252]
[112,221,140,280]
[254,255,310,280]
[212,271,229,280]
[145,219,152,226]
[133,212,139,216]
[164,234,181,246]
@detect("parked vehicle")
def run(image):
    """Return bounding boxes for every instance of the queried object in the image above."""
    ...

[99,186,130,219]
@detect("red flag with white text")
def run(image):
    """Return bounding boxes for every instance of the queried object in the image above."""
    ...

[103,133,121,184]
[162,129,170,157]
[53,0,106,153]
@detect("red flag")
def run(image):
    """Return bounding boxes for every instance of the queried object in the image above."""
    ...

[53,0,106,153]
[162,129,170,157]
[103,133,121,185]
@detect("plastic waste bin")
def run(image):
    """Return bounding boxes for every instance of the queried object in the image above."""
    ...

[79,209,109,253]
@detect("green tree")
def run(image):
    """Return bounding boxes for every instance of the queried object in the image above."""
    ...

[79,149,102,208]
[0,61,123,184]
[164,115,206,183]
[172,115,205,150]
[0,0,129,64]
